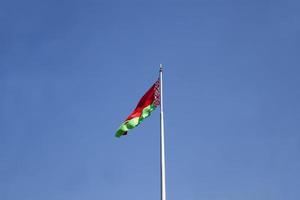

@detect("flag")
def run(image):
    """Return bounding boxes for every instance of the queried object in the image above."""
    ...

[115,80,160,137]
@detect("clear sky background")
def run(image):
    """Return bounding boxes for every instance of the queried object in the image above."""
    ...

[1,0,300,200]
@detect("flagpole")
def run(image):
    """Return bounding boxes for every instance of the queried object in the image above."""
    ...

[159,64,166,200]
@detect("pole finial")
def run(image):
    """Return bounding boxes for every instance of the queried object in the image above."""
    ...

[160,64,163,72]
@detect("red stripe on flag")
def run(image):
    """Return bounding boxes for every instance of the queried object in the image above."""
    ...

[125,80,159,121]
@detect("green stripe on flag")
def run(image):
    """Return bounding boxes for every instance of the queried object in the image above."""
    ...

[115,103,157,137]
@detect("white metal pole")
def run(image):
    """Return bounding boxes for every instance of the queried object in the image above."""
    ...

[159,64,166,200]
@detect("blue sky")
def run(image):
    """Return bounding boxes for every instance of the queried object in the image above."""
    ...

[1,0,300,199]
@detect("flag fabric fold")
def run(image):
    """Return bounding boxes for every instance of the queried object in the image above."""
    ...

[115,80,160,138]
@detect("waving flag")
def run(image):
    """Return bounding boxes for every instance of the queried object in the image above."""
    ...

[115,80,160,137]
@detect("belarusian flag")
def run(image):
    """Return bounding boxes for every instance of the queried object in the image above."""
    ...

[115,80,160,137]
